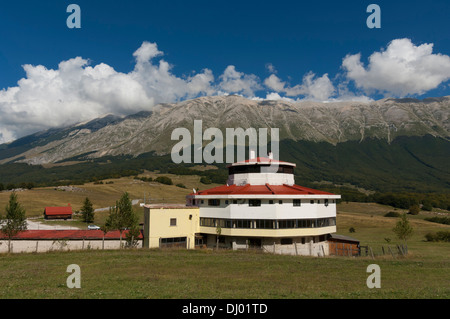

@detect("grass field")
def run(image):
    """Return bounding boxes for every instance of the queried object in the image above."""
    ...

[0,177,449,299]
[0,248,448,299]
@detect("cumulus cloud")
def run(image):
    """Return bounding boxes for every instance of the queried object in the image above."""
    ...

[0,41,270,143]
[218,65,262,97]
[264,72,336,101]
[342,38,450,97]
[1,38,449,144]
[0,41,218,144]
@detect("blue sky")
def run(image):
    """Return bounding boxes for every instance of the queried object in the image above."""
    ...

[0,0,450,142]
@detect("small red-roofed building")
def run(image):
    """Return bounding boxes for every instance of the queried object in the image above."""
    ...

[44,205,73,220]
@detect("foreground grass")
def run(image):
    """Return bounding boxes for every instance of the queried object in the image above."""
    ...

[0,249,448,299]
[0,197,448,299]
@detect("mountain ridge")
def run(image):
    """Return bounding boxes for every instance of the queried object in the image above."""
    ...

[0,95,449,165]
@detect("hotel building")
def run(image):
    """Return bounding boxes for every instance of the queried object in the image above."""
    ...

[144,153,343,256]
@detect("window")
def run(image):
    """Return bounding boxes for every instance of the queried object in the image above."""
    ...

[233,200,237,204]
[200,217,336,229]
[235,219,252,228]
[281,238,293,245]
[293,199,301,206]
[310,200,314,204]
[249,199,261,207]
[208,199,220,206]
[278,200,283,204]
[255,219,274,229]
[170,218,177,226]
[160,237,187,248]
[200,218,216,227]
[325,199,329,207]
[269,200,274,204]
[278,220,296,229]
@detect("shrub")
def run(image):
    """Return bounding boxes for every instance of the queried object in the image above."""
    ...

[384,211,401,217]
[155,176,173,185]
[349,227,356,233]
[176,183,186,188]
[424,217,450,225]
[425,231,450,242]
[200,176,212,184]
[408,205,420,215]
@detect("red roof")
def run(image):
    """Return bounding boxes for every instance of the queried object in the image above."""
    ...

[193,183,335,196]
[44,206,73,216]
[228,157,295,167]
[0,229,143,240]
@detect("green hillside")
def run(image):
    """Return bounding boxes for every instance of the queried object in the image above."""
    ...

[0,135,449,195]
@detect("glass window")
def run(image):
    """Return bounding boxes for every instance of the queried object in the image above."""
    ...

[249,199,261,207]
[236,219,252,228]
[170,218,177,226]
[208,199,220,206]
[281,238,293,245]
[293,199,301,206]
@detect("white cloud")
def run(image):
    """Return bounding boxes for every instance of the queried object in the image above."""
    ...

[264,72,335,101]
[218,65,262,97]
[1,38,449,144]
[265,63,277,74]
[0,41,218,144]
[342,38,450,97]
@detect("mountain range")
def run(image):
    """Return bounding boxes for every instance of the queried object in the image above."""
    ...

[0,95,449,192]
[0,95,449,165]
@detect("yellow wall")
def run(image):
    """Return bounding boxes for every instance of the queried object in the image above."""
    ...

[143,205,199,249]
[199,226,336,238]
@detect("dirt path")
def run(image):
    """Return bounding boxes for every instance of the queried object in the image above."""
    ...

[26,218,80,230]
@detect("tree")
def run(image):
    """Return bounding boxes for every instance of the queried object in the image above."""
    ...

[81,197,95,223]
[408,204,420,215]
[1,192,27,252]
[125,225,141,248]
[393,213,413,245]
[105,192,138,248]
[216,225,221,250]
[100,223,112,250]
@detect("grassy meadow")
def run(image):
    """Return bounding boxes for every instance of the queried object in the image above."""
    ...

[0,175,449,299]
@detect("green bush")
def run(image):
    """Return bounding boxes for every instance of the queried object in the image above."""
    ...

[200,176,212,184]
[384,211,401,217]
[425,231,450,242]
[155,176,173,185]
[424,217,450,225]
[408,204,420,215]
